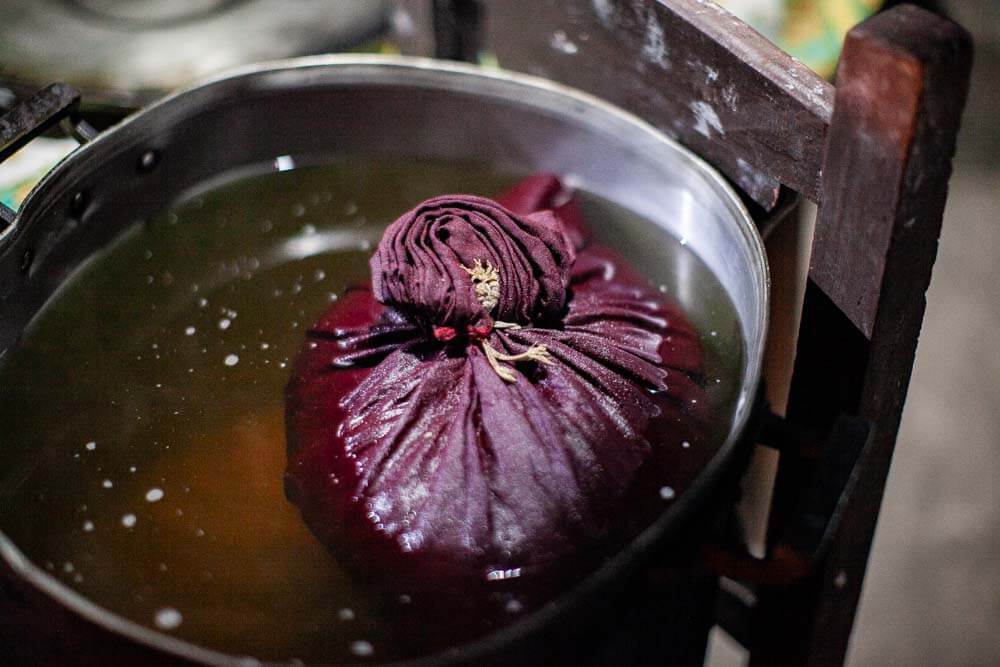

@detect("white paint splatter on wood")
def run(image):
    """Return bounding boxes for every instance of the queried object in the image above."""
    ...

[642,9,670,69]
[690,101,724,138]
[592,0,613,23]
[736,158,774,193]
[550,30,579,54]
[722,84,740,111]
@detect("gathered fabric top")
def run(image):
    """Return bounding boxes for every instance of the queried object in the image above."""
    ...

[370,195,576,332]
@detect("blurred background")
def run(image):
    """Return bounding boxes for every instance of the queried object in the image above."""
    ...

[0,1,995,665]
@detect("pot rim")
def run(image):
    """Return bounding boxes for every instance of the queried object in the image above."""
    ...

[0,54,769,666]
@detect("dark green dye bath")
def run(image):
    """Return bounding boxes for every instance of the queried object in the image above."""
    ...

[0,157,743,663]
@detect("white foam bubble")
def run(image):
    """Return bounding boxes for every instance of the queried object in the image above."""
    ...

[350,641,374,658]
[154,607,183,630]
[550,29,579,54]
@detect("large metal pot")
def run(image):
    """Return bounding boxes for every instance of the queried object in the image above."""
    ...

[0,56,768,665]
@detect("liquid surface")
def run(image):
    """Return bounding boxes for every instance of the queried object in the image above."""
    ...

[0,158,743,663]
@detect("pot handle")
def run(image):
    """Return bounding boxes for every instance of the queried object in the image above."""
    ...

[0,83,96,227]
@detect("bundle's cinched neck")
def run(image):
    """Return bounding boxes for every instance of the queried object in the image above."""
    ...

[430,259,553,382]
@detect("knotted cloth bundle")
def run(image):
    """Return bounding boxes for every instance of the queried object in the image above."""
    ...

[285,175,709,625]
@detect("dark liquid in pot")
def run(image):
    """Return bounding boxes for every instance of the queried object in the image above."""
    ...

[0,158,743,663]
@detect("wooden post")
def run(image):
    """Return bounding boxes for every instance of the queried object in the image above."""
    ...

[753,6,972,665]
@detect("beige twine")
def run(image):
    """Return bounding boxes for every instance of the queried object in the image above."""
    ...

[460,260,553,383]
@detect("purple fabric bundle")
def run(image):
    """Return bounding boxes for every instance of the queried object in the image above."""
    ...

[285,174,708,608]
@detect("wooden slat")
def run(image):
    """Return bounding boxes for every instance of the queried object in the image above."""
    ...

[0,83,79,162]
[484,0,834,209]
[808,4,972,338]
[755,6,972,665]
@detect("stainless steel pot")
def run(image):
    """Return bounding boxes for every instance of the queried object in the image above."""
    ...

[0,55,768,665]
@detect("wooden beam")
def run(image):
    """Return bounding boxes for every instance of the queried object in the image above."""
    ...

[484,0,834,209]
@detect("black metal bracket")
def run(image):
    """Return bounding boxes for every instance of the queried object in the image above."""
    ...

[0,83,95,229]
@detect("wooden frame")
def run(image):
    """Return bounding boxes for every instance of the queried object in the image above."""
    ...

[761,8,972,664]
[407,1,973,664]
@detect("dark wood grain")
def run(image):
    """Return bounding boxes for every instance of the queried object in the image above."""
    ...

[755,6,972,665]
[0,82,79,162]
[808,5,971,338]
[483,0,834,209]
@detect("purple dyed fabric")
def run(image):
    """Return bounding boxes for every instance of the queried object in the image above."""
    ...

[370,195,575,330]
[285,174,708,603]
